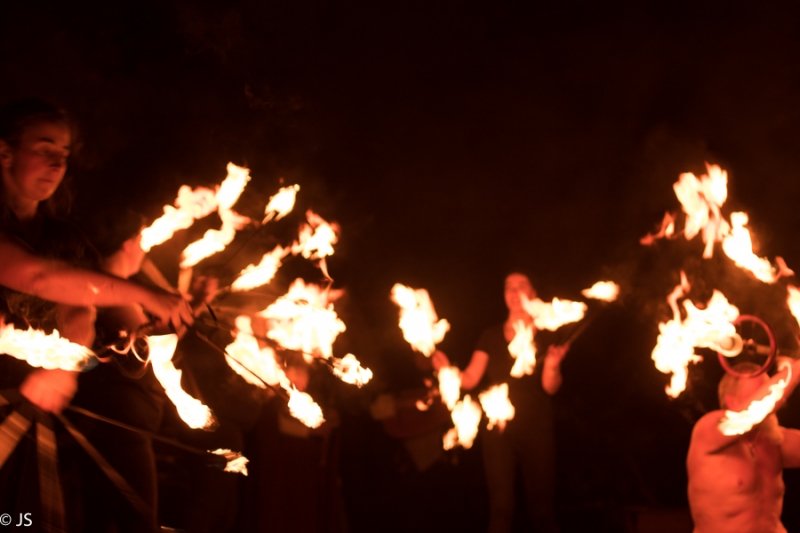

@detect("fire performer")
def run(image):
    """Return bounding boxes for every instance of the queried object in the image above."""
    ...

[434,272,566,533]
[687,358,800,533]
[0,98,193,413]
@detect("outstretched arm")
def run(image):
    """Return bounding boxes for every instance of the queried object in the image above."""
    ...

[0,233,193,328]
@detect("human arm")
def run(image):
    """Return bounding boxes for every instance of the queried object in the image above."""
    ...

[781,428,800,468]
[0,233,193,328]
[541,344,568,395]
[429,349,488,391]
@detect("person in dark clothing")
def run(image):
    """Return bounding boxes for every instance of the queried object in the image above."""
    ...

[68,208,165,532]
[434,272,567,533]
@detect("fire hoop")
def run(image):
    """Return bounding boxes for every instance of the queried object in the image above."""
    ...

[717,315,777,378]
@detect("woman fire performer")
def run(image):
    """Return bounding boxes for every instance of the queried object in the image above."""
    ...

[435,272,566,533]
[0,98,193,413]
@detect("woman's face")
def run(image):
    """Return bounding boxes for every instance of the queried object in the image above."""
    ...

[504,273,535,313]
[0,121,71,205]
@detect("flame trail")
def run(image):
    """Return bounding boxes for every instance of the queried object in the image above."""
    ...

[263,184,300,223]
[521,295,586,331]
[331,354,373,387]
[438,366,462,411]
[147,334,216,430]
[442,395,482,450]
[140,186,219,252]
[231,246,289,292]
[719,361,792,435]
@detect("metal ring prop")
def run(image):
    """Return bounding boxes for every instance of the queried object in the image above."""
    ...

[717,314,776,378]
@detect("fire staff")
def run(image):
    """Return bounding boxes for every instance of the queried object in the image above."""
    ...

[687,359,800,533]
[434,272,566,533]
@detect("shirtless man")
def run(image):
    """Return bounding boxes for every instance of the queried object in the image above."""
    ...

[687,359,800,533]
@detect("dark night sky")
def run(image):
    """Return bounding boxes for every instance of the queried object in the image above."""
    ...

[5,1,800,530]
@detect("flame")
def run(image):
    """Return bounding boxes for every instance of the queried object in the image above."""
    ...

[442,395,482,450]
[332,353,373,387]
[721,212,794,283]
[209,449,249,476]
[0,322,94,371]
[508,320,536,378]
[479,383,515,431]
[287,386,325,428]
[438,365,462,411]
[264,184,300,223]
[788,286,800,327]
[521,295,586,331]
[673,165,729,258]
[718,360,792,436]
[291,210,339,260]
[224,316,284,387]
[140,185,219,252]
[390,284,450,357]
[581,281,620,302]
[147,334,216,430]
[258,279,346,362]
[231,246,289,291]
[651,272,743,398]
[641,211,676,245]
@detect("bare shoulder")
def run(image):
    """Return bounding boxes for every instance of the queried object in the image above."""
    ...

[690,410,731,454]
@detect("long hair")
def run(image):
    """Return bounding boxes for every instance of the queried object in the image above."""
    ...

[0,98,78,219]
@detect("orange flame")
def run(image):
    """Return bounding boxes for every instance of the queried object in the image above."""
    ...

[263,184,300,223]
[640,211,676,245]
[438,365,462,411]
[521,295,586,331]
[508,320,536,378]
[258,279,346,362]
[673,164,729,258]
[721,212,794,283]
[442,395,482,450]
[651,272,743,398]
[147,334,216,430]
[479,383,515,431]
[291,210,339,260]
[0,322,94,371]
[287,386,325,429]
[788,286,800,327]
[581,281,620,302]
[209,449,249,476]
[224,316,284,387]
[231,246,289,292]
[719,360,791,435]
[332,353,373,387]
[390,283,450,357]
[140,185,218,252]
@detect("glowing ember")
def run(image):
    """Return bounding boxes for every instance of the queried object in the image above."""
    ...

[231,245,289,292]
[508,320,536,378]
[390,283,450,357]
[651,272,743,398]
[332,353,373,387]
[442,395,482,450]
[0,322,94,371]
[721,212,794,283]
[718,360,792,436]
[291,210,339,260]
[479,383,515,431]
[209,449,249,476]
[287,386,325,429]
[224,316,284,387]
[140,185,218,252]
[258,279,346,362]
[263,184,300,223]
[521,295,586,331]
[147,334,216,430]
[438,365,462,411]
[581,281,620,302]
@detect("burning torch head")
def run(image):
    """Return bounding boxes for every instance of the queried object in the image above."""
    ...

[504,273,536,313]
[718,361,770,411]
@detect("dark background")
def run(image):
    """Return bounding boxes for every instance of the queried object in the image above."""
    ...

[4,1,800,531]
